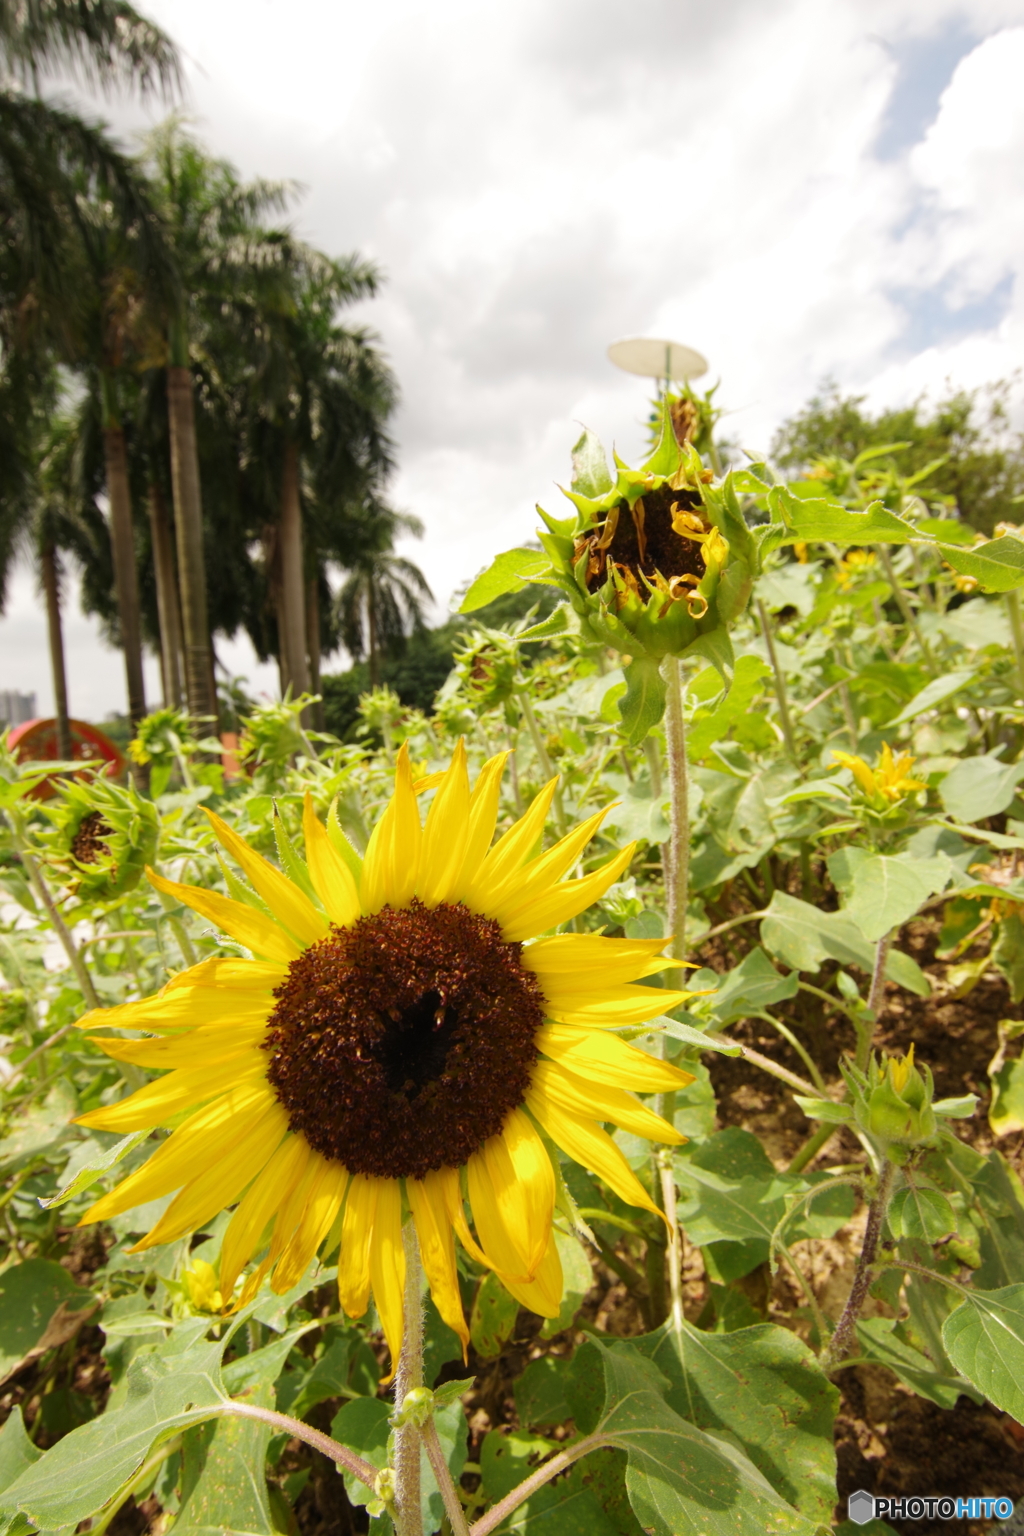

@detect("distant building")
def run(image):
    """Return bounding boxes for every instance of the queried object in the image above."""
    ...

[0,691,37,726]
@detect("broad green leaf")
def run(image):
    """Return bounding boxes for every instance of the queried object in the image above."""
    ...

[993,910,1024,1003]
[632,1320,838,1524]
[917,517,978,546]
[471,1270,519,1358]
[0,1260,92,1382]
[939,536,1024,592]
[0,1411,39,1494]
[887,669,975,727]
[768,488,915,544]
[844,854,952,942]
[972,1153,1024,1289]
[989,1054,1024,1137]
[853,1318,964,1410]
[173,1382,275,1536]
[759,892,930,994]
[939,753,1024,823]
[571,428,614,498]
[942,1284,1024,1418]
[486,1433,642,1535]
[460,548,552,612]
[687,657,770,761]
[888,1186,956,1243]
[331,1397,389,1513]
[0,1323,229,1529]
[618,657,667,745]
[39,1131,151,1210]
[0,1080,77,1174]
[568,1339,821,1536]
[515,1356,574,1430]
[433,1377,475,1409]
[540,1228,594,1338]
[707,947,798,1023]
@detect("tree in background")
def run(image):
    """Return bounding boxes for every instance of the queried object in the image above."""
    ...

[334,505,432,688]
[772,380,1024,536]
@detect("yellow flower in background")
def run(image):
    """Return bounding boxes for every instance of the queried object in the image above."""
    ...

[835,549,877,590]
[831,742,927,804]
[75,744,694,1376]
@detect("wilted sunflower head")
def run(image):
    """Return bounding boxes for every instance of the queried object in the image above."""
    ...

[41,778,159,905]
[75,744,698,1373]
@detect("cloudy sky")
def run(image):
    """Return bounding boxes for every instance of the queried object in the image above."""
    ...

[4,0,1024,719]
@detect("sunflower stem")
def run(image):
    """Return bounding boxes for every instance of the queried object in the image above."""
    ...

[421,1418,471,1536]
[6,813,100,1010]
[514,685,565,831]
[821,1158,897,1374]
[394,1220,426,1536]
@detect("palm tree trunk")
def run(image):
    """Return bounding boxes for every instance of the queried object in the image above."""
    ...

[147,481,184,709]
[306,575,324,729]
[40,539,71,759]
[279,438,310,697]
[368,581,379,688]
[101,417,147,729]
[167,360,215,723]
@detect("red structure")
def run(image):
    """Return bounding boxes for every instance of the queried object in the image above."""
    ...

[7,719,126,798]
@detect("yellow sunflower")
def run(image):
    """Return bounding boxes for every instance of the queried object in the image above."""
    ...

[75,743,693,1373]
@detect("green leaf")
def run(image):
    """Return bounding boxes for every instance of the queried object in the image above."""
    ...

[0,1080,78,1175]
[618,657,667,745]
[460,549,553,612]
[0,1323,229,1530]
[853,1318,964,1410]
[989,1053,1024,1137]
[471,1270,520,1358]
[518,605,571,641]
[888,1186,956,1243]
[942,1284,1024,1417]
[993,909,1024,1004]
[707,947,798,1023]
[940,753,1024,822]
[330,1397,390,1513]
[686,657,770,762]
[515,1356,574,1430]
[792,1097,854,1125]
[540,1228,594,1339]
[0,1411,39,1495]
[0,1260,92,1383]
[572,428,614,498]
[631,1320,838,1524]
[759,892,930,994]
[917,517,979,546]
[568,1339,822,1536]
[939,536,1024,592]
[38,1131,151,1210]
[173,1382,275,1536]
[433,1377,475,1409]
[972,1153,1024,1289]
[844,854,952,942]
[769,488,915,544]
[887,669,976,727]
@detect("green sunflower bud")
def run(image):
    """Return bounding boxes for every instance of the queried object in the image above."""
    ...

[454,628,519,713]
[40,777,159,906]
[854,1046,938,1164]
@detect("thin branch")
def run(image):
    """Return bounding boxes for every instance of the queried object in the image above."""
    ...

[469,1433,610,1536]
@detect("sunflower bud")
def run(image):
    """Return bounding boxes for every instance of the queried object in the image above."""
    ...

[40,777,159,906]
[854,1046,938,1164]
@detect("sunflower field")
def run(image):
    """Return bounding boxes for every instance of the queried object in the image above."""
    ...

[3,400,1024,1536]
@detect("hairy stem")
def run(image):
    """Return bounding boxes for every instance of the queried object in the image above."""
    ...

[394,1221,426,1536]
[218,1401,379,1486]
[757,599,798,760]
[821,1158,897,1373]
[858,930,892,1071]
[469,1433,610,1536]
[422,1418,471,1536]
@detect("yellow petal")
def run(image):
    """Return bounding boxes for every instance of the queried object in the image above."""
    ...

[273,1154,349,1293]
[360,744,422,914]
[203,809,328,948]
[526,1086,661,1218]
[463,778,558,909]
[524,933,678,986]
[542,986,693,1028]
[369,1181,405,1382]
[77,1057,267,1133]
[220,1134,310,1296]
[500,845,636,942]
[303,793,361,927]
[418,738,471,906]
[93,1018,268,1069]
[81,1076,275,1226]
[467,1109,554,1282]
[466,1151,535,1285]
[537,1024,694,1092]
[408,1172,468,1351]
[147,868,301,964]
[338,1173,379,1318]
[130,1099,289,1251]
[498,1226,563,1318]
[454,752,508,895]
[486,805,610,921]
[530,1060,682,1144]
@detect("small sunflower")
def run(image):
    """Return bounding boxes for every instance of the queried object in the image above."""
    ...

[75,744,693,1371]
[831,743,926,805]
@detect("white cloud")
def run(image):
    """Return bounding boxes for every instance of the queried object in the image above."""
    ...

[5,0,1024,717]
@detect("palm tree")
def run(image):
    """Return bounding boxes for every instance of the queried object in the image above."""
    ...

[335,508,433,686]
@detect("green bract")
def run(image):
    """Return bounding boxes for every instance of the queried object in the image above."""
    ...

[848,1048,938,1164]
[40,776,159,906]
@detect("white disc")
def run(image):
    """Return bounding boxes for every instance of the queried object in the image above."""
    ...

[607,336,708,382]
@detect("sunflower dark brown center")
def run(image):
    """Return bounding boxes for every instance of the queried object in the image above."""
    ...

[578,483,707,593]
[262,899,545,1181]
[71,812,112,865]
